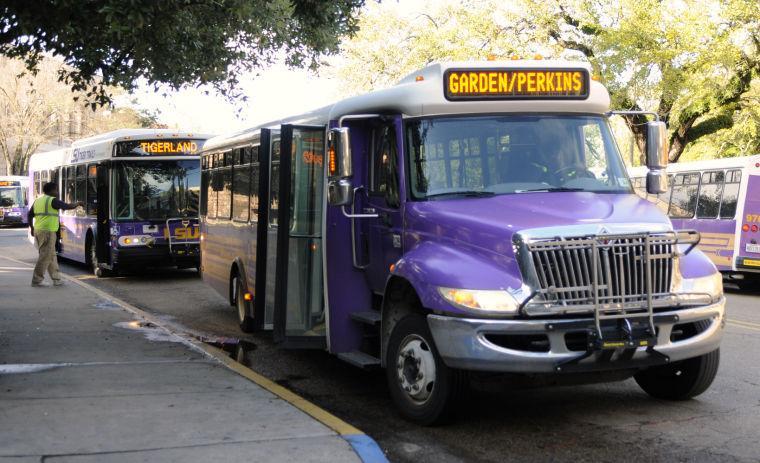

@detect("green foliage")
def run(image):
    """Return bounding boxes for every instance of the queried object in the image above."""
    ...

[0,0,363,106]
[336,0,759,162]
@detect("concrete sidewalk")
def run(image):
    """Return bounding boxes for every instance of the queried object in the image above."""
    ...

[0,255,371,462]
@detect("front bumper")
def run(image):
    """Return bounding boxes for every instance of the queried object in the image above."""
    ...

[112,243,199,268]
[427,298,725,373]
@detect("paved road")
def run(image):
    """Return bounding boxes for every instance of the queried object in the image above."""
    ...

[4,228,759,462]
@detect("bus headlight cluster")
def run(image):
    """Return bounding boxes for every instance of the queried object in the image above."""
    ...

[118,235,154,247]
[673,272,723,304]
[438,287,519,314]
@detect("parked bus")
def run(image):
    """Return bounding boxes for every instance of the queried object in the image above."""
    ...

[28,129,210,276]
[200,60,725,424]
[630,154,760,289]
[0,175,30,226]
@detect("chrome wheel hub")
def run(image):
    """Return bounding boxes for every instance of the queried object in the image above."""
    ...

[396,334,436,403]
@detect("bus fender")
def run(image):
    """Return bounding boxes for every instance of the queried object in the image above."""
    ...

[229,257,250,306]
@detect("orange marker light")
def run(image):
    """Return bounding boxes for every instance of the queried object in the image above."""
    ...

[591,75,601,81]
[243,292,253,301]
[743,224,750,232]
[310,243,318,251]
[533,54,543,60]
[328,146,337,175]
[487,54,497,61]
[415,75,425,82]
[510,55,520,60]
[389,263,395,273]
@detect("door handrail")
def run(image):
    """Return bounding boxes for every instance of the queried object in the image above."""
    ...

[349,186,375,269]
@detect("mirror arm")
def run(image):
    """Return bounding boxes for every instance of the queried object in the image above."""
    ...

[605,110,660,122]
[338,114,383,127]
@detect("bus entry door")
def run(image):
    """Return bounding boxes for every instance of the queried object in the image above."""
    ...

[95,164,111,266]
[362,119,403,293]
[272,124,327,347]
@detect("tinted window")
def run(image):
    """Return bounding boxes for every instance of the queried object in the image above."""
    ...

[86,164,97,216]
[217,165,232,220]
[200,156,210,216]
[371,123,400,207]
[250,146,260,222]
[696,171,724,219]
[269,140,281,226]
[720,169,741,219]
[232,150,250,222]
[668,172,700,219]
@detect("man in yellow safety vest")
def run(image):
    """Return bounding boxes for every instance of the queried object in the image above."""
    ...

[27,182,83,287]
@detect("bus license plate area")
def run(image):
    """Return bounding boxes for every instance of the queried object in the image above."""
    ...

[745,243,760,254]
[587,320,656,351]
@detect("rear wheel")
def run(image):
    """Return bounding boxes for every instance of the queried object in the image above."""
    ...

[386,314,467,425]
[635,349,720,400]
[234,276,255,333]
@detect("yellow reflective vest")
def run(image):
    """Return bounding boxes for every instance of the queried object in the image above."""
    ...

[32,195,59,232]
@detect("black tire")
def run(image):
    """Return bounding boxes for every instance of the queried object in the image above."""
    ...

[635,348,720,400]
[386,314,467,425]
[234,276,255,333]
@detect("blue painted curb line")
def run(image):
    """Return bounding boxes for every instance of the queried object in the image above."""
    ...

[344,434,389,463]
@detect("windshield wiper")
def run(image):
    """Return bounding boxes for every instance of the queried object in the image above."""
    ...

[425,190,495,199]
[515,187,585,193]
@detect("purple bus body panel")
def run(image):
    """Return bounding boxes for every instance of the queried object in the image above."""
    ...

[59,215,96,262]
[738,174,760,268]
[672,217,736,271]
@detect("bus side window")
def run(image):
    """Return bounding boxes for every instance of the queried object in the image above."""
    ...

[250,146,260,223]
[86,164,97,216]
[668,172,700,219]
[208,153,220,219]
[75,165,86,217]
[720,169,741,219]
[269,140,281,227]
[200,155,209,217]
[232,148,251,222]
[65,166,76,213]
[370,123,400,208]
[696,171,724,219]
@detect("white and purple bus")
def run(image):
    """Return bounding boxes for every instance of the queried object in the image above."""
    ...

[28,129,210,276]
[0,175,30,226]
[630,154,760,289]
[200,60,725,424]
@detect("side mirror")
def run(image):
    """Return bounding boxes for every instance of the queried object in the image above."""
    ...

[327,127,353,206]
[645,121,668,170]
[646,170,668,195]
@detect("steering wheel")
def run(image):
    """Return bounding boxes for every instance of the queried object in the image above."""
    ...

[553,165,596,184]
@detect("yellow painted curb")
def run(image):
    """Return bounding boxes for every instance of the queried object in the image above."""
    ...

[3,255,363,437]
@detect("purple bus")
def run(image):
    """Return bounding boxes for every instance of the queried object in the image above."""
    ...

[28,130,210,276]
[630,154,760,289]
[0,176,30,226]
[200,61,725,424]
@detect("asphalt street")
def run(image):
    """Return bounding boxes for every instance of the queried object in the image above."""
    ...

[3,227,759,463]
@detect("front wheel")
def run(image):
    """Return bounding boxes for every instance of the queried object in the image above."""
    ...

[87,236,111,278]
[634,349,720,400]
[386,314,467,425]
[234,276,255,333]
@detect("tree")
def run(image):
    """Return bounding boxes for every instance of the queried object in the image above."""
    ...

[335,0,760,162]
[0,56,147,175]
[0,0,364,107]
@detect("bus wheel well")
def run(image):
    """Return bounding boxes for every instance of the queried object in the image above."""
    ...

[228,264,240,306]
[381,276,427,368]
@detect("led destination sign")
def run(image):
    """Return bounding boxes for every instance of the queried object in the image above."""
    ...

[114,139,201,157]
[0,181,21,187]
[444,68,589,100]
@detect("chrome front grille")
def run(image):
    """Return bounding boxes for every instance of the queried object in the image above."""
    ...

[526,233,679,311]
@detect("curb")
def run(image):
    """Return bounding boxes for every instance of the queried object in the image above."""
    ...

[3,255,388,463]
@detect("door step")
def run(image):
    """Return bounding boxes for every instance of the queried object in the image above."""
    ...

[337,350,381,369]
[350,310,381,326]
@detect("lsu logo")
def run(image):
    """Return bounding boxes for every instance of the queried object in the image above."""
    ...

[174,226,200,240]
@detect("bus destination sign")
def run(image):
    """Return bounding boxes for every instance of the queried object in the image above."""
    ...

[0,180,21,187]
[444,68,589,101]
[114,139,201,157]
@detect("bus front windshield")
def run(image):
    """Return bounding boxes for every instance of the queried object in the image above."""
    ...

[406,115,632,199]
[0,187,23,207]
[112,160,200,220]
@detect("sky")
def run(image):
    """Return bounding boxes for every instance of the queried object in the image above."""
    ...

[124,0,421,136]
[125,63,342,135]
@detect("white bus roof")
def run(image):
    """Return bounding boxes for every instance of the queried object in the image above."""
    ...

[203,59,610,154]
[628,154,760,177]
[29,129,213,168]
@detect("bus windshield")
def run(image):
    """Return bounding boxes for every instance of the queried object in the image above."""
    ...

[406,115,632,199]
[112,160,200,220]
[0,187,23,207]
